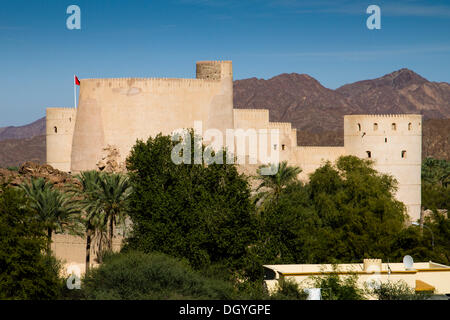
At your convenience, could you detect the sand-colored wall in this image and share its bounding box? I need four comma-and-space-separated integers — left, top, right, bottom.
344, 115, 422, 221
232, 109, 297, 177
70, 61, 234, 172
52, 234, 122, 276
291, 146, 346, 181
46, 108, 77, 172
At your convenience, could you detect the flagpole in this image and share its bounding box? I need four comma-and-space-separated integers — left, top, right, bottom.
74, 75, 77, 108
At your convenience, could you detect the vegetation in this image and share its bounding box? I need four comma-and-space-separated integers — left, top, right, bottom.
255, 160, 302, 207
124, 132, 257, 275
81, 251, 236, 299
369, 280, 432, 300
20, 178, 81, 253
0, 185, 62, 299
310, 271, 366, 300
1, 130, 449, 300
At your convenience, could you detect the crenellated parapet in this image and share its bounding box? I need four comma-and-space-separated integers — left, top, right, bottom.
80, 77, 221, 89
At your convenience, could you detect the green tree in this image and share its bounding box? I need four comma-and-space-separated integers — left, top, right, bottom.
124, 132, 257, 275
0, 185, 62, 299
310, 269, 366, 300
421, 157, 449, 211
248, 156, 409, 278
20, 178, 81, 254
72, 170, 108, 272
255, 161, 301, 206
93, 173, 131, 252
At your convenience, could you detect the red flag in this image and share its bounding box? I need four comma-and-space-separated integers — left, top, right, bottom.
75, 75, 80, 86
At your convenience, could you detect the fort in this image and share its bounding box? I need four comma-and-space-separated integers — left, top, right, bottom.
46, 60, 422, 224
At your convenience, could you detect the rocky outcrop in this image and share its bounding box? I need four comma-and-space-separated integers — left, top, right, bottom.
0, 161, 78, 189
96, 145, 126, 173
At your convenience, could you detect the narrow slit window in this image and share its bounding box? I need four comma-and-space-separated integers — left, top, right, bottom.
281, 144, 286, 151
385, 138, 387, 143
273, 144, 277, 150
54, 126, 58, 133
373, 123, 378, 131
391, 123, 397, 131
408, 122, 412, 130
401, 150, 407, 158
366, 151, 372, 158
357, 123, 361, 131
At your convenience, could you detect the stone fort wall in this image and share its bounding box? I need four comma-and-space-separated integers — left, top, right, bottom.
70, 61, 233, 172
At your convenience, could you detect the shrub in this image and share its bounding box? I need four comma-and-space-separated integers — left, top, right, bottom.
370, 280, 432, 300
310, 270, 366, 300
81, 251, 237, 299
0, 185, 62, 299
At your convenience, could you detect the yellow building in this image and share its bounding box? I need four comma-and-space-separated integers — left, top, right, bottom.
264, 259, 450, 299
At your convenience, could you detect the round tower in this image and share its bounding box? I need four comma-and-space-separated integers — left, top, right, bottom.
344, 114, 422, 221
46, 108, 77, 172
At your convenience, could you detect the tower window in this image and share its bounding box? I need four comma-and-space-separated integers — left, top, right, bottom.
282, 144, 286, 151
366, 151, 372, 158
54, 126, 58, 133
373, 123, 378, 131
385, 138, 387, 143
273, 144, 277, 150
401, 150, 407, 158
357, 123, 361, 131
408, 122, 412, 130
391, 123, 397, 131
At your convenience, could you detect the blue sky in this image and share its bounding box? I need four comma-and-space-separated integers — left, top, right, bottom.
0, 0, 449, 126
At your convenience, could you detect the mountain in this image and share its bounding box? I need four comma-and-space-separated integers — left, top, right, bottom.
234, 69, 450, 150
0, 117, 46, 141
0, 135, 46, 168
0, 69, 449, 168
336, 69, 450, 119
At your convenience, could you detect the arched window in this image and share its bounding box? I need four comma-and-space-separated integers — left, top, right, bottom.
373, 123, 378, 131
54, 126, 58, 133
401, 150, 407, 158
408, 122, 412, 130
391, 123, 397, 131
366, 151, 372, 158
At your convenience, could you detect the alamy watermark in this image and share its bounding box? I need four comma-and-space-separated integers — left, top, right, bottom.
170, 121, 280, 175
366, 5, 381, 30
66, 5, 81, 30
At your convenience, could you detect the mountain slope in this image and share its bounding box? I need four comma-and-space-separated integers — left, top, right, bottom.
0, 117, 46, 141
336, 69, 450, 119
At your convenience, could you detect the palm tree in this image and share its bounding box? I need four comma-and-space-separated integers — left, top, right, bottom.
72, 170, 106, 272
20, 178, 81, 254
96, 173, 132, 251
255, 161, 302, 206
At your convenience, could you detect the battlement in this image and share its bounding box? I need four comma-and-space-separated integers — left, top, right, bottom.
233, 109, 269, 122
46, 108, 77, 120
345, 114, 422, 119
196, 60, 232, 65
268, 122, 292, 130
233, 109, 269, 113
79, 77, 221, 89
